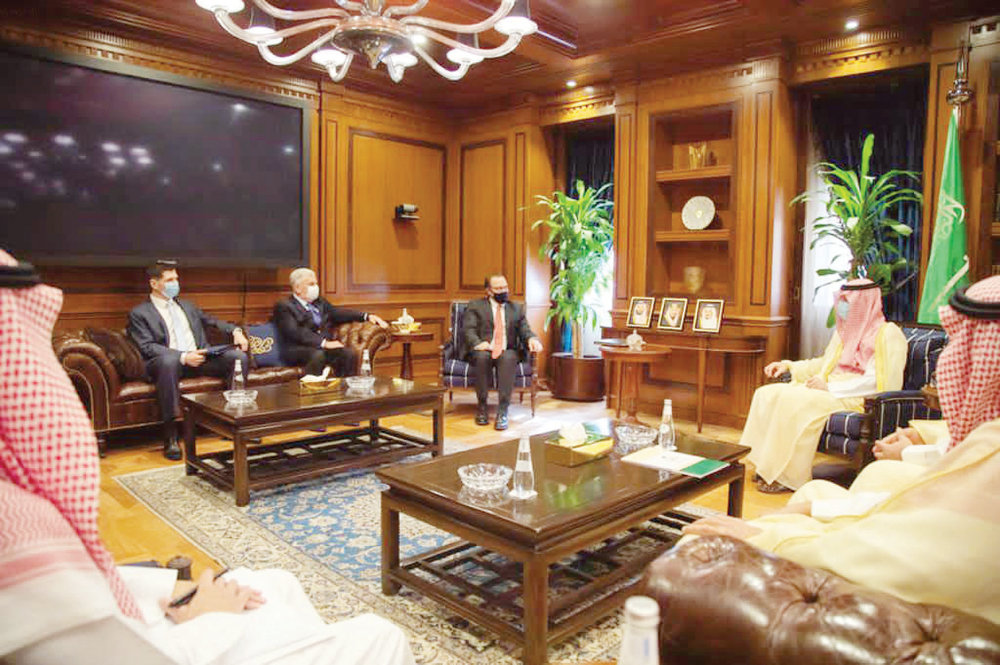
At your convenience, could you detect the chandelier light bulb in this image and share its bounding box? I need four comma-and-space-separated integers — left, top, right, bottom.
387, 52, 418, 68
447, 32, 484, 65
495, 0, 538, 36
195, 0, 244, 12
311, 45, 349, 67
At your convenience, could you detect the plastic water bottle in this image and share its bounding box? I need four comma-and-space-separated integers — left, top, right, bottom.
231, 359, 245, 394
360, 349, 372, 377
510, 436, 537, 500
658, 399, 675, 451
617, 595, 660, 665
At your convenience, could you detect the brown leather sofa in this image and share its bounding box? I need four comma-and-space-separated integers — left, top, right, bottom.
53, 321, 390, 452
643, 536, 1000, 664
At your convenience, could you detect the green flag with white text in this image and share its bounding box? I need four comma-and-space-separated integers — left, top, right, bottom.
917, 108, 969, 324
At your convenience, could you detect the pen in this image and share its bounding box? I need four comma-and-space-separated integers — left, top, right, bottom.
168, 567, 230, 608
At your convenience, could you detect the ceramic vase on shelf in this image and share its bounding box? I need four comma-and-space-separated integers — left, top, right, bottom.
683, 266, 706, 295
688, 142, 708, 169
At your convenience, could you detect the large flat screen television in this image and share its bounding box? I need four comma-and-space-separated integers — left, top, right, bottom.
0, 46, 309, 267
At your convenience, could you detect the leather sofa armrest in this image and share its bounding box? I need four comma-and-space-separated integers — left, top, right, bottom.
643, 536, 1000, 665
333, 321, 391, 371
52, 331, 119, 433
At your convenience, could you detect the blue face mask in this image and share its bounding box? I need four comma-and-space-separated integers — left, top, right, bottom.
163, 280, 180, 300
835, 299, 850, 319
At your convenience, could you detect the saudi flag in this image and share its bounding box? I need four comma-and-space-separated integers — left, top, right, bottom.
917, 108, 969, 324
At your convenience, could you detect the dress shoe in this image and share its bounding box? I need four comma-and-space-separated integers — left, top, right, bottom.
475, 406, 489, 426
163, 436, 182, 461
494, 410, 509, 431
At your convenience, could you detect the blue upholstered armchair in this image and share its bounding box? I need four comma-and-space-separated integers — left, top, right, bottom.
439, 301, 538, 416
814, 325, 947, 477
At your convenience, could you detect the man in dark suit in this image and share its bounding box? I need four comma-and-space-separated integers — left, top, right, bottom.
273, 267, 388, 376
127, 261, 250, 460
463, 274, 543, 430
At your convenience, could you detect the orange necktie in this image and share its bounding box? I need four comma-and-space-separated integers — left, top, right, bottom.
491, 302, 503, 359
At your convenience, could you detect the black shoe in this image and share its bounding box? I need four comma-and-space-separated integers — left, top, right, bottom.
475, 406, 489, 426
494, 410, 509, 431
163, 435, 182, 461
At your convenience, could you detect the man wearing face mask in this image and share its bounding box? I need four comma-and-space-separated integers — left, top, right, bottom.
273, 267, 388, 377
742, 278, 908, 492
462, 274, 543, 430
127, 260, 250, 460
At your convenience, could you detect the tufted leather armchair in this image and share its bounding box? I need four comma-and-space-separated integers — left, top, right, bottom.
53, 321, 390, 453
643, 536, 1000, 664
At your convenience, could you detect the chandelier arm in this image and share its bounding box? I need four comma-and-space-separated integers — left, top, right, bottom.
383, 0, 429, 19
399, 0, 514, 33
327, 53, 354, 82
248, 0, 347, 21
416, 27, 523, 59
254, 28, 342, 66
216, 12, 341, 53
333, 0, 369, 13
413, 45, 471, 81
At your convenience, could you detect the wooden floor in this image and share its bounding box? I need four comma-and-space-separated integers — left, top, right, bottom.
99, 390, 792, 576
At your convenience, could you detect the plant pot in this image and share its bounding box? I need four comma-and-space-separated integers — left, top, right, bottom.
550, 352, 605, 401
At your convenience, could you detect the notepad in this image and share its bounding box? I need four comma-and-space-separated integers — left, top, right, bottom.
622, 446, 728, 478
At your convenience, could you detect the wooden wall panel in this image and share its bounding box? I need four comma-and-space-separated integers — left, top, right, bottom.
750, 89, 774, 307
459, 140, 507, 291
347, 130, 446, 291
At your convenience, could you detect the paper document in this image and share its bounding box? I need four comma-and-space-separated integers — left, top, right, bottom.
622, 446, 728, 478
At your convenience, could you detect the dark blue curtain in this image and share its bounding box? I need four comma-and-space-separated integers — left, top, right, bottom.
809, 72, 928, 322
560, 126, 614, 351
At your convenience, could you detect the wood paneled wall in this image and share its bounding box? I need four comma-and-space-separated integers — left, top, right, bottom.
2, 19, 558, 382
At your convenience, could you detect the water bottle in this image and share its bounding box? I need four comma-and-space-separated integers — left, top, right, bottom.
617, 595, 660, 665
231, 359, 245, 394
360, 349, 372, 377
658, 399, 675, 451
510, 436, 537, 500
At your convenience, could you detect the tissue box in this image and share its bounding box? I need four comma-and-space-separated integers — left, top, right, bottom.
544, 435, 614, 467
297, 378, 342, 395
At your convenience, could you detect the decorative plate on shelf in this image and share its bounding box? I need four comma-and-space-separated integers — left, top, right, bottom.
681, 195, 715, 230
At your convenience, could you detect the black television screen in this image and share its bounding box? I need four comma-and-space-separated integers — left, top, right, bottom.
0, 47, 309, 266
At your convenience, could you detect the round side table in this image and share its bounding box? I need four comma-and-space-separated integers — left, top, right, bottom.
598, 343, 671, 423
390, 331, 434, 380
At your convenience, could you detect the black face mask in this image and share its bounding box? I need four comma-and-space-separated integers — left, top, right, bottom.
492, 291, 509, 304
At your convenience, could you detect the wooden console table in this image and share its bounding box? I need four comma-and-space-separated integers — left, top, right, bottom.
389, 330, 433, 380
598, 343, 671, 424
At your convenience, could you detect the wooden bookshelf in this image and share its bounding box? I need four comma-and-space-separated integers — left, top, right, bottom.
655, 164, 733, 183
655, 229, 732, 243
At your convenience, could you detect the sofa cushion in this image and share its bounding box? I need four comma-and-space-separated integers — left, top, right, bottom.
85, 327, 146, 381
247, 322, 283, 368
901, 326, 947, 391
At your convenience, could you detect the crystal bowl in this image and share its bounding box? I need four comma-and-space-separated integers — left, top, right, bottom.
344, 375, 376, 392
614, 423, 658, 454
457, 463, 512, 493
223, 389, 257, 406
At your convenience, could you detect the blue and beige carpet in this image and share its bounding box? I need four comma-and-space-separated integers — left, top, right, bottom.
117, 440, 709, 664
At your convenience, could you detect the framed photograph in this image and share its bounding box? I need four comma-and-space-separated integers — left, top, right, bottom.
626, 296, 655, 328
657, 297, 688, 331
692, 299, 724, 333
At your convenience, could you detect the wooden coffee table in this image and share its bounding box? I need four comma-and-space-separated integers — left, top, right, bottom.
181, 378, 445, 506
377, 420, 747, 665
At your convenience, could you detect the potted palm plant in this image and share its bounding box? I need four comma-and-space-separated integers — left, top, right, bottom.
533, 180, 614, 400
793, 133, 922, 324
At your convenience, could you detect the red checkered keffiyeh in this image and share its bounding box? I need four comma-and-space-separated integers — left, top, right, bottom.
937, 275, 1000, 449
834, 278, 886, 374
0, 250, 140, 618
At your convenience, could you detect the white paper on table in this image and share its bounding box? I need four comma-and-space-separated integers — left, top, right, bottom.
621, 446, 705, 472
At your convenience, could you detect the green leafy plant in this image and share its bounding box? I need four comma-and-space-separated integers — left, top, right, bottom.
532, 180, 614, 358
792, 133, 922, 323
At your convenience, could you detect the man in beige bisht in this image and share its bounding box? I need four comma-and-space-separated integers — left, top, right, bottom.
743, 278, 907, 492
682, 276, 1000, 624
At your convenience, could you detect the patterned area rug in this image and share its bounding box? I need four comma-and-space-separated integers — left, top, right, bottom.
116, 442, 714, 664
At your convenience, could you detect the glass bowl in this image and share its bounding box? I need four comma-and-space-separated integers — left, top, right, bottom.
614, 423, 658, 454
223, 389, 257, 406
457, 463, 512, 493
344, 375, 376, 392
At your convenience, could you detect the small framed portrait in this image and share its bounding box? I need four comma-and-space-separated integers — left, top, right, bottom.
657, 297, 688, 331
692, 299, 724, 333
627, 296, 655, 328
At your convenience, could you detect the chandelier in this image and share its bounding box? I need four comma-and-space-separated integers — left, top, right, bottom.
194, 0, 538, 83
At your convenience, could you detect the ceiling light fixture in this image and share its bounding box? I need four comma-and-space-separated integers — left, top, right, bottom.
566, 79, 577, 88
845, 18, 859, 31
195, 0, 538, 83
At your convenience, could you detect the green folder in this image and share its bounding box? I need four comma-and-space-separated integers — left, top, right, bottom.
680, 458, 728, 478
